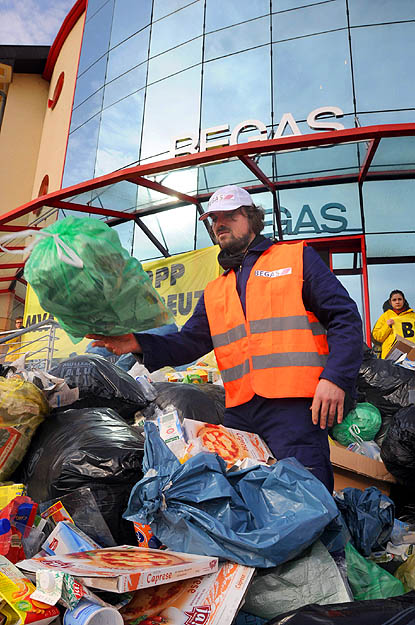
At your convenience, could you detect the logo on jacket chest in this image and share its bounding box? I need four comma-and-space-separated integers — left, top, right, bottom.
255, 267, 292, 278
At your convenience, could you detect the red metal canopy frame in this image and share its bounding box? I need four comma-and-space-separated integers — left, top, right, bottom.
1, 123, 415, 340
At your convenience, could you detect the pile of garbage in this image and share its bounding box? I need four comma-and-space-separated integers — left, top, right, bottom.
0, 345, 411, 624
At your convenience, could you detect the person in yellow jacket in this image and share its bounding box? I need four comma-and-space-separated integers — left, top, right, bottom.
372, 290, 415, 358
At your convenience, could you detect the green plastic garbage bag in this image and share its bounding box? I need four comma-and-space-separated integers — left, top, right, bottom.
332, 402, 382, 446
24, 217, 173, 342
243, 541, 352, 620
345, 542, 405, 600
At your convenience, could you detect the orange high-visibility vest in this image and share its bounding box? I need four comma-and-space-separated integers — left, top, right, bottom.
204, 241, 329, 408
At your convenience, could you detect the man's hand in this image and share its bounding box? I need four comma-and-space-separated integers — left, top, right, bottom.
386, 318, 395, 327
311, 379, 345, 430
85, 333, 141, 356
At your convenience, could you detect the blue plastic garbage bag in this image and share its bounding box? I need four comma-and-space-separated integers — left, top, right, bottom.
123, 423, 339, 568
334, 487, 394, 557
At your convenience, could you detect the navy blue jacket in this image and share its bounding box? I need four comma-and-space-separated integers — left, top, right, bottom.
136, 238, 363, 394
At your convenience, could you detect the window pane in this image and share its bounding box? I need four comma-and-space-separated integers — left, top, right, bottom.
149, 2, 204, 57
196, 211, 214, 249
368, 262, 415, 330
103, 65, 147, 109
278, 183, 362, 240
141, 66, 202, 161
363, 179, 415, 233
70, 89, 104, 131
273, 30, 353, 121
86, 0, 109, 19
202, 46, 271, 129
73, 57, 107, 108
78, 1, 114, 74
153, 0, 198, 21
63, 116, 101, 187
357, 110, 415, 127
369, 136, 415, 172
141, 205, 197, 255
197, 156, 273, 193
205, 16, 269, 61
133, 223, 166, 261
205, 0, 269, 31
95, 92, 144, 176
148, 38, 202, 84
366, 233, 415, 257
272, 0, 332, 11
110, 0, 152, 46
352, 22, 415, 111
112, 221, 135, 254
106, 27, 150, 82
272, 0, 347, 41
348, 0, 415, 26
275, 142, 360, 180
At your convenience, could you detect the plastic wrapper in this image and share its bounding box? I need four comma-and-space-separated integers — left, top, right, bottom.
332, 402, 381, 446
143, 381, 225, 424
334, 487, 394, 556
19, 407, 145, 544
39, 487, 116, 547
0, 377, 49, 481
347, 440, 381, 461
49, 354, 155, 421
242, 540, 351, 620
357, 353, 415, 419
24, 216, 173, 342
123, 422, 339, 568
395, 553, 415, 590
266, 591, 415, 624
345, 542, 405, 600
381, 405, 415, 485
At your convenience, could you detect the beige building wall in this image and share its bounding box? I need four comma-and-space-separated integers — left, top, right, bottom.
32, 13, 85, 208
0, 73, 48, 216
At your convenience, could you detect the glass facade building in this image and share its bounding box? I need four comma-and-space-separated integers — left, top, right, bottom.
61, 0, 415, 333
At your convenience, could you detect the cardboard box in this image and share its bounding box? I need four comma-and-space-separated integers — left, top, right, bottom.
17, 546, 218, 593
183, 419, 274, 467
330, 439, 396, 495
121, 561, 255, 625
385, 335, 415, 362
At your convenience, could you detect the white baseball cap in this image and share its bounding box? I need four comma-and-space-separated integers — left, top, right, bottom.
199, 185, 254, 221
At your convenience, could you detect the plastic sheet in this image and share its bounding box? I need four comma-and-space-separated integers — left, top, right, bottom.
123, 423, 338, 568
345, 542, 405, 600
332, 403, 381, 446
334, 487, 394, 556
266, 591, 415, 624
381, 405, 415, 485
50, 354, 155, 421
242, 541, 351, 620
143, 382, 225, 424
39, 487, 116, 547
24, 216, 173, 342
19, 407, 145, 544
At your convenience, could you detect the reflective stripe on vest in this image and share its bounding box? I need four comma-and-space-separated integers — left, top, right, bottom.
204, 241, 329, 408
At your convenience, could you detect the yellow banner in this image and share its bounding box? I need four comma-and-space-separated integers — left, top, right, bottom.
143, 245, 221, 327
21, 245, 220, 361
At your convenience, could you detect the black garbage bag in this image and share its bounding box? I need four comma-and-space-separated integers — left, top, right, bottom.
19, 407, 145, 544
381, 405, 415, 484
334, 487, 394, 556
357, 355, 415, 420
143, 382, 225, 424
266, 591, 415, 624
49, 354, 155, 421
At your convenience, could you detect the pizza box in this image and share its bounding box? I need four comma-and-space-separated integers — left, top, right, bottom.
330, 439, 396, 495
385, 335, 415, 361
121, 561, 255, 625
183, 419, 275, 467
16, 546, 218, 593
